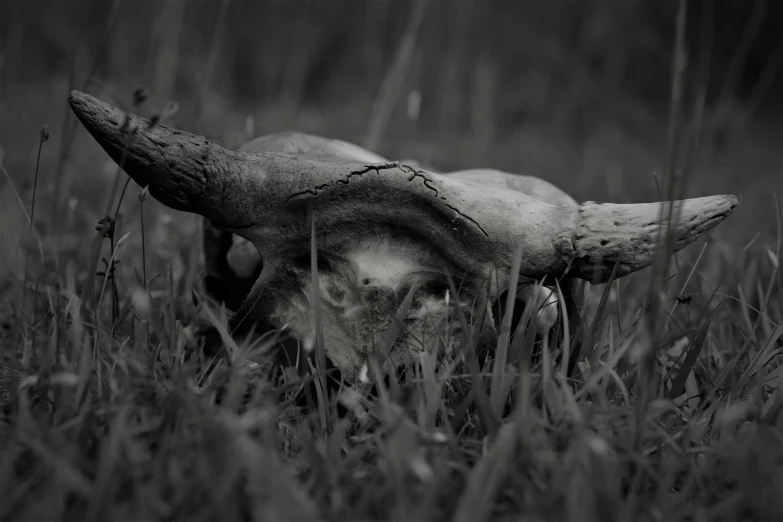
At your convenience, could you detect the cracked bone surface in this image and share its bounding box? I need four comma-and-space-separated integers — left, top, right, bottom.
70, 90, 739, 381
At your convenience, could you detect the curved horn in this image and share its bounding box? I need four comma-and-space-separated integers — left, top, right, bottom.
552, 196, 738, 282
69, 90, 263, 229
70, 91, 738, 286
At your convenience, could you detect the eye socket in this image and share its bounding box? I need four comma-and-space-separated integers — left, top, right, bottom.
408, 273, 453, 298
420, 279, 451, 296
203, 274, 251, 311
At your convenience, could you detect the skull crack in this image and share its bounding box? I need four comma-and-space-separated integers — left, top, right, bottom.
284, 163, 401, 202
284, 162, 490, 239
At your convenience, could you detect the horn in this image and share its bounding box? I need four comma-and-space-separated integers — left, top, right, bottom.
70, 91, 738, 287
552, 196, 739, 283
68, 90, 263, 229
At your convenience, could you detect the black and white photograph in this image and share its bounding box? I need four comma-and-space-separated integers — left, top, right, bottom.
1, 1, 782, 520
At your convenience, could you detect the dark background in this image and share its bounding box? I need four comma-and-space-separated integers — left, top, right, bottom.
1, 0, 781, 242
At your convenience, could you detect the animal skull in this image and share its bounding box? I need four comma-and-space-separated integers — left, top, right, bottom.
69, 91, 739, 381
216, 132, 577, 337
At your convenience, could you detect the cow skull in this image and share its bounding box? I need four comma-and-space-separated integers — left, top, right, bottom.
216, 132, 577, 338
69, 91, 739, 381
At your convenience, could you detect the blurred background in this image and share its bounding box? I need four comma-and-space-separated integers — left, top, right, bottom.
1, 0, 782, 272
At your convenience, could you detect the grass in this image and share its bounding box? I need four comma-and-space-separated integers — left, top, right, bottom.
1, 224, 782, 521
2, 2, 783, 521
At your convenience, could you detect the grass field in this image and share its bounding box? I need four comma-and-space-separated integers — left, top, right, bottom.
2, 2, 783, 521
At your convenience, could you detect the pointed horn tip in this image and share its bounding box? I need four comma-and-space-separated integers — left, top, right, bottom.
67, 90, 132, 138
68, 89, 86, 106
68, 90, 86, 119
68, 90, 99, 119
726, 194, 740, 210
709, 193, 739, 210
67, 90, 251, 227
698, 193, 740, 222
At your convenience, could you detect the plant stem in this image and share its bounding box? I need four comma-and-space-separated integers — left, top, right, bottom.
22, 136, 45, 319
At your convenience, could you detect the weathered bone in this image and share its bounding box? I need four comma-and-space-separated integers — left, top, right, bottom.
69, 91, 737, 284
221, 143, 580, 302
215, 140, 575, 357
69, 90, 739, 380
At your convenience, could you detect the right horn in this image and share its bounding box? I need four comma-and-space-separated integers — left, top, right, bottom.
550, 195, 739, 283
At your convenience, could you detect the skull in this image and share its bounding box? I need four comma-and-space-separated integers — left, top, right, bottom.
69, 91, 739, 382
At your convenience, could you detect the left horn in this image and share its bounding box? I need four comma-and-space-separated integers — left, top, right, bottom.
69, 90, 263, 229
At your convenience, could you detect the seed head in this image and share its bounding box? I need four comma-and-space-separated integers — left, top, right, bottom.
767, 246, 779, 269
133, 86, 149, 108
139, 185, 151, 202
163, 100, 179, 117
147, 114, 160, 129
39, 124, 49, 143
95, 215, 115, 239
